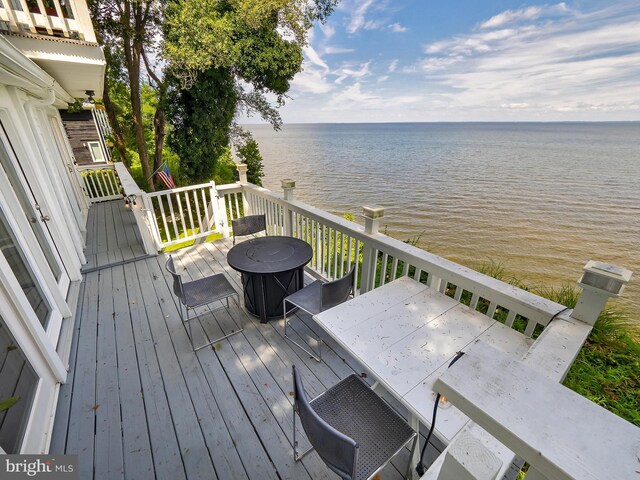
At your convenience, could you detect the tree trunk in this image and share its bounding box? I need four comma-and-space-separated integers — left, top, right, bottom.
127, 39, 154, 190
102, 73, 128, 166
153, 105, 165, 184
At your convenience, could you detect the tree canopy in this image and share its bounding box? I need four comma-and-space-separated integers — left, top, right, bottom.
90, 0, 337, 187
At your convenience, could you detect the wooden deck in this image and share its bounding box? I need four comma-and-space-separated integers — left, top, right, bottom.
51, 232, 442, 479
82, 200, 148, 272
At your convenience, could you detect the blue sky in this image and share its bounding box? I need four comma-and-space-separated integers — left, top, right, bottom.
259, 0, 640, 122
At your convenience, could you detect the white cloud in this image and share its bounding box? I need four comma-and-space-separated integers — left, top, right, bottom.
323, 46, 356, 55
335, 61, 372, 84
481, 6, 543, 29
292, 68, 333, 94
347, 0, 375, 34
282, 1, 640, 121
481, 3, 571, 29
363, 19, 384, 30
320, 23, 336, 39
303, 45, 330, 71
418, 4, 640, 116
389, 23, 408, 33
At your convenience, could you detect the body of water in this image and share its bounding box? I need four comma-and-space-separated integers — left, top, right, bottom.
246, 122, 640, 319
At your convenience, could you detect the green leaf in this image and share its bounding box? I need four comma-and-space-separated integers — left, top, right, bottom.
0, 396, 20, 412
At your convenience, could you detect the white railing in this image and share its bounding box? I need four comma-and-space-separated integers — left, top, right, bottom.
240, 182, 567, 338
0, 0, 96, 42
145, 182, 228, 249
113, 163, 157, 256
91, 108, 111, 161
76, 164, 121, 203
77, 163, 608, 342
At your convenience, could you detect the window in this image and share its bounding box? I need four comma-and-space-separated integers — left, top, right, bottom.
0, 314, 39, 453
0, 207, 51, 328
87, 141, 105, 163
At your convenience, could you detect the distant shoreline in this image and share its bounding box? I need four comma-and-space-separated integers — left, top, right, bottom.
242, 120, 640, 125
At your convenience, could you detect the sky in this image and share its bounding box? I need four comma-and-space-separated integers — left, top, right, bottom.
250, 0, 640, 123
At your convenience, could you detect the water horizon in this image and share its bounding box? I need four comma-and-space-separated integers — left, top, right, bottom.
246, 122, 640, 320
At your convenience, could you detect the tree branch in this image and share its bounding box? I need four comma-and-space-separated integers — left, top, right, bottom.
142, 47, 162, 86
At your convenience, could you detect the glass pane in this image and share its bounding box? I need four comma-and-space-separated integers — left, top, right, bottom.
89, 142, 104, 162
0, 207, 51, 328
0, 314, 39, 453
0, 126, 62, 282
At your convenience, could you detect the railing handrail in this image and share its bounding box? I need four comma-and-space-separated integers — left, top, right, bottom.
145, 182, 215, 198
241, 183, 567, 326
75, 163, 115, 172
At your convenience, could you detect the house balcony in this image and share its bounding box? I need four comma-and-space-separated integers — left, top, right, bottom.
51, 163, 637, 479
0, 0, 104, 98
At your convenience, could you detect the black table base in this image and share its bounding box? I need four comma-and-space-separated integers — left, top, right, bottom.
240, 267, 305, 322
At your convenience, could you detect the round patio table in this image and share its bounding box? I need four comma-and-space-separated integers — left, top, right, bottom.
227, 236, 313, 323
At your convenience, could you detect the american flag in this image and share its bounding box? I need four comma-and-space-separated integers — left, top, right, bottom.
158, 163, 176, 189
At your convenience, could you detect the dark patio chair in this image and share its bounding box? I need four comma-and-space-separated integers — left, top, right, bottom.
292, 365, 418, 480
166, 255, 242, 351
283, 265, 355, 362
231, 214, 267, 245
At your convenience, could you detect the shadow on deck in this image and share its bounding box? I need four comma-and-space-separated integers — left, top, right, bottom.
51, 236, 441, 479
82, 200, 150, 272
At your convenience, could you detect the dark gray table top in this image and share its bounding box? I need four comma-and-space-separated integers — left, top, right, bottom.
227, 236, 313, 275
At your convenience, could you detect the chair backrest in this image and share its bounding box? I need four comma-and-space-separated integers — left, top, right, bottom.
231, 214, 267, 243
165, 255, 184, 300
321, 265, 356, 310
292, 366, 358, 479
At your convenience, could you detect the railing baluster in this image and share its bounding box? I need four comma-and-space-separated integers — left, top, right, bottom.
354, 239, 361, 295
414, 267, 422, 281
175, 192, 187, 239
454, 285, 464, 301
200, 188, 211, 231
524, 319, 537, 337
332, 229, 339, 280
234, 193, 241, 220
380, 253, 389, 286
470, 293, 480, 310
166, 193, 180, 239
402, 261, 409, 277
193, 190, 203, 233
156, 196, 171, 243
390, 256, 399, 282
184, 191, 195, 235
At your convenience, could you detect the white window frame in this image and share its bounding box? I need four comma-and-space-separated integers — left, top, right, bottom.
0, 255, 66, 454
87, 140, 105, 163
0, 87, 83, 281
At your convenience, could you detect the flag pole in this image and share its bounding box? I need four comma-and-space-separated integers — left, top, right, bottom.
147, 161, 166, 182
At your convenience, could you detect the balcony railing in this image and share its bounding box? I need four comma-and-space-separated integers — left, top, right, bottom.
0, 0, 96, 42
84, 161, 565, 340
76, 164, 121, 203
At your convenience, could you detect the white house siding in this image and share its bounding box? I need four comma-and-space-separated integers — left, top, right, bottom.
0, 31, 102, 453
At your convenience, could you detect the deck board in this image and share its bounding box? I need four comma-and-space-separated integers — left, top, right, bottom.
53, 228, 424, 479
82, 200, 148, 271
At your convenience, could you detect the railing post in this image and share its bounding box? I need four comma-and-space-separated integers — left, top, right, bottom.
136, 192, 161, 253
235, 163, 251, 216
359, 205, 384, 294
571, 261, 632, 325
236, 163, 248, 184
212, 181, 231, 238
281, 179, 295, 237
